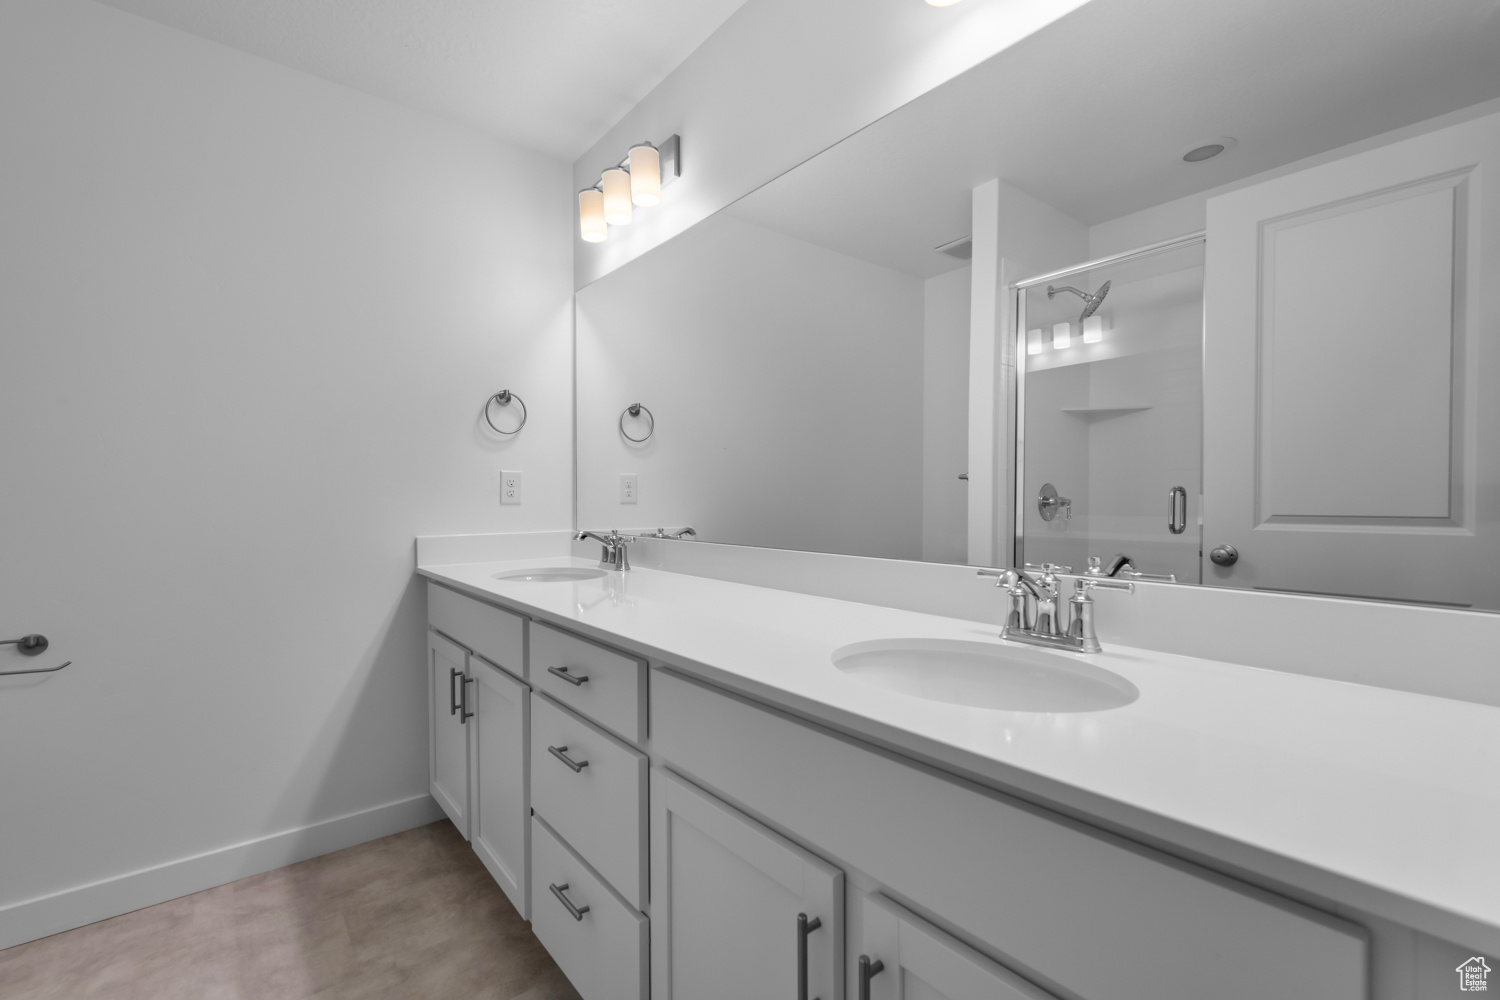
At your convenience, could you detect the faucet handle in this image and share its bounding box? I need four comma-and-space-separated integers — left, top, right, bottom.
1022, 562, 1073, 575
1075, 577, 1134, 594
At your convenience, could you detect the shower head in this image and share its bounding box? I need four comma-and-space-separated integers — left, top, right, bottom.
1047, 280, 1111, 322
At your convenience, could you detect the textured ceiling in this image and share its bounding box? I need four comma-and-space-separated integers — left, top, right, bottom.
91, 0, 752, 160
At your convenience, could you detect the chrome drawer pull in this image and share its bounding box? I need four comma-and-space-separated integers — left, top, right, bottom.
548, 745, 590, 772
547, 665, 589, 686
858, 955, 885, 1000
798, 913, 823, 1000
549, 882, 590, 921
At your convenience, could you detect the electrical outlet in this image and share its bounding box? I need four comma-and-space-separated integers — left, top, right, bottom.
619, 473, 638, 504
500, 470, 522, 505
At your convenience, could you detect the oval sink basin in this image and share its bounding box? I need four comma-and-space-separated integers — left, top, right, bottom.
831, 639, 1138, 713
492, 567, 609, 583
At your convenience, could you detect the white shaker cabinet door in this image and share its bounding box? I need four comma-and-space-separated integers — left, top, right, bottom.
849, 891, 1056, 1000
428, 630, 471, 838
651, 767, 843, 1000
470, 656, 529, 919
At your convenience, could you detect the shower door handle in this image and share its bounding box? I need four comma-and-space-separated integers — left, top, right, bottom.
1168, 486, 1187, 535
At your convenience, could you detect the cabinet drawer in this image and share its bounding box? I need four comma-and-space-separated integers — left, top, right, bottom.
531, 815, 647, 1000
653, 669, 1368, 1000
428, 582, 526, 679
531, 622, 646, 743
532, 694, 648, 909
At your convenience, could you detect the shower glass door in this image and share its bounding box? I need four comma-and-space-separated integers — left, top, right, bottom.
1015, 238, 1204, 582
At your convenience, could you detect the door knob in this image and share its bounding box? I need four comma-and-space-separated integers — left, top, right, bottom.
1209, 544, 1239, 567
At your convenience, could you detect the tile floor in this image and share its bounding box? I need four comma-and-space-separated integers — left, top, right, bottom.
0, 821, 582, 1000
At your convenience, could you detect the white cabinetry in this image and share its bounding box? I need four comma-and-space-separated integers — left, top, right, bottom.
850, 891, 1055, 1000
650, 767, 843, 1000
470, 656, 530, 919
427, 629, 471, 836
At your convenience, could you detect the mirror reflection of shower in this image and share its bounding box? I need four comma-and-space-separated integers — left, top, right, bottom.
1017, 237, 1205, 584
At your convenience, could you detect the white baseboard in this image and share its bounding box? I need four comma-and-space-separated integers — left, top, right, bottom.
0, 793, 445, 951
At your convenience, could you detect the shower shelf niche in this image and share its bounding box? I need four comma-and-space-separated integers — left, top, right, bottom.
1060, 405, 1153, 418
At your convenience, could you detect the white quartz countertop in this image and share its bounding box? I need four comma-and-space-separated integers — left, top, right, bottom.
420, 556, 1500, 951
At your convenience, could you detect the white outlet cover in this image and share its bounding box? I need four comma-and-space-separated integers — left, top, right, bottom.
619, 473, 638, 504
501, 470, 522, 505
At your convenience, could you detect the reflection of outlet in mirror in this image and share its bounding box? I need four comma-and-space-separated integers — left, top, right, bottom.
500, 470, 522, 505
619, 473, 638, 504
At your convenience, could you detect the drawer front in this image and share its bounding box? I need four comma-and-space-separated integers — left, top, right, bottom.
532, 693, 648, 909
653, 669, 1368, 1000
531, 622, 646, 743
428, 582, 526, 679
531, 815, 648, 1000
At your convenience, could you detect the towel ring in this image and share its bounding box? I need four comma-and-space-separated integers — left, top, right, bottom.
484, 390, 527, 436
619, 403, 654, 443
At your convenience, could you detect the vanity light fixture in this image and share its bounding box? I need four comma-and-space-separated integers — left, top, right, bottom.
602, 166, 633, 226
1027, 329, 1044, 355
578, 185, 607, 243
579, 135, 681, 243
1052, 322, 1072, 350
1082, 314, 1105, 344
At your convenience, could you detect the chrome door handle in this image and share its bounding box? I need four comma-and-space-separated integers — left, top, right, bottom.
547, 745, 589, 772
460, 675, 474, 723
858, 955, 886, 1000
547, 665, 589, 686
449, 667, 461, 715
549, 882, 590, 921
798, 913, 823, 1000
1168, 485, 1187, 534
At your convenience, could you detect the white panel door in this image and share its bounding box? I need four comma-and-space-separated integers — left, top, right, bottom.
428, 630, 470, 837
1203, 110, 1500, 608
651, 767, 843, 1000
470, 656, 529, 919
849, 891, 1056, 1000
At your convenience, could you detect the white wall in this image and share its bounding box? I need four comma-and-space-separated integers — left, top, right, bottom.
0, 0, 572, 946
922, 267, 971, 564
576, 214, 925, 559
571, 0, 1093, 288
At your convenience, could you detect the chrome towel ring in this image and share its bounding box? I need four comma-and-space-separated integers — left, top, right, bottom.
1, 634, 71, 676
484, 390, 527, 435
620, 403, 654, 443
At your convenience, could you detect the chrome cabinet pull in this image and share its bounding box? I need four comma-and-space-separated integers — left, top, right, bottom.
797, 913, 823, 1000
549, 882, 590, 921
547, 665, 589, 686
858, 955, 886, 1000
460, 675, 474, 723
1168, 485, 1188, 535
548, 745, 589, 772
448, 667, 461, 715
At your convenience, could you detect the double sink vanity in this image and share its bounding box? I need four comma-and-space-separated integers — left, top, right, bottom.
417, 537, 1498, 1000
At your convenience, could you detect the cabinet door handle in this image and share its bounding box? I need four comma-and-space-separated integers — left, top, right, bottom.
1168, 485, 1188, 535
448, 667, 461, 715
549, 882, 590, 921
547, 665, 589, 686
858, 955, 885, 1000
797, 912, 823, 1000
460, 675, 474, 723
547, 745, 589, 772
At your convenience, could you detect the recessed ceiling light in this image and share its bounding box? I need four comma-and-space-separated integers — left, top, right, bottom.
926, 0, 964, 6
1181, 136, 1238, 163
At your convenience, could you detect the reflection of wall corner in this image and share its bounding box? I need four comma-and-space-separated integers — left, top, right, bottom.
659, 134, 682, 189
935, 235, 972, 260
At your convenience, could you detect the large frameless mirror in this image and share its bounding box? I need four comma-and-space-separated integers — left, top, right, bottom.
575, 0, 1500, 611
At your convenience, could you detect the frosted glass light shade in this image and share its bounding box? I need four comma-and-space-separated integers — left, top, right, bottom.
602, 167, 633, 225
1052, 322, 1072, 349
1026, 329, 1043, 355
1082, 314, 1105, 343
628, 143, 661, 206
925, 0, 963, 6
579, 188, 607, 243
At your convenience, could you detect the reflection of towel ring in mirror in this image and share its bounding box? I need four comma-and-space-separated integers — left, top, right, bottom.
619, 403, 654, 443
484, 390, 527, 435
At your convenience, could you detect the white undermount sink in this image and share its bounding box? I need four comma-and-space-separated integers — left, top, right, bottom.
492, 567, 609, 583
831, 638, 1138, 713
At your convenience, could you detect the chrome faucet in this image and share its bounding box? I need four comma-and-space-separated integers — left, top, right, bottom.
978, 564, 1133, 653
1087, 554, 1177, 583
647, 526, 697, 540
576, 530, 635, 571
